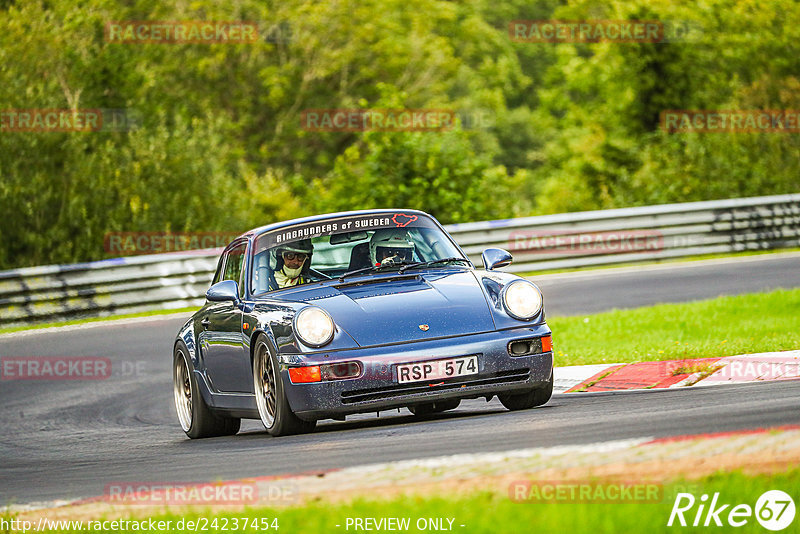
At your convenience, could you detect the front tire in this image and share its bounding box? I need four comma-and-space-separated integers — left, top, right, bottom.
498, 374, 553, 411
173, 344, 240, 439
253, 335, 316, 437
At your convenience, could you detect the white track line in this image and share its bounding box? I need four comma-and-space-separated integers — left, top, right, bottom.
529, 250, 800, 282
0, 312, 192, 339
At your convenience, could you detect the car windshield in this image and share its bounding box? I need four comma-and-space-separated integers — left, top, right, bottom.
250, 212, 468, 294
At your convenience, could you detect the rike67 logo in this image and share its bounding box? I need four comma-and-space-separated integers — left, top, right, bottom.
668, 490, 796, 531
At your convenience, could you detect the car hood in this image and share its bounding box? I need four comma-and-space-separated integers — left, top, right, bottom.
278, 270, 496, 347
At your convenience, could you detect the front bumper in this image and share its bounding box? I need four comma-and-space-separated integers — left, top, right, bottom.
280, 325, 553, 420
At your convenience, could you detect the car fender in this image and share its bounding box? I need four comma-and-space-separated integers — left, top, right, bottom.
245, 301, 360, 360
473, 270, 547, 329
247, 325, 280, 370
176, 316, 198, 366
174, 314, 220, 408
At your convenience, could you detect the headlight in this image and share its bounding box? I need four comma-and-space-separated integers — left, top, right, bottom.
294, 307, 335, 347
502, 280, 543, 320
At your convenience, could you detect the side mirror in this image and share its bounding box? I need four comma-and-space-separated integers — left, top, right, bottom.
206, 280, 240, 303
481, 248, 513, 271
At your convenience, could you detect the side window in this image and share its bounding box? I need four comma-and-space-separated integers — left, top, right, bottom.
211, 255, 225, 285
222, 242, 247, 296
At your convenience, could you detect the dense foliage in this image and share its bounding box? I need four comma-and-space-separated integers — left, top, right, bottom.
1, 0, 798, 268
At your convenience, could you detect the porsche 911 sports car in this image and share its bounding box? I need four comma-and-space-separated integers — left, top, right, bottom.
173, 209, 553, 438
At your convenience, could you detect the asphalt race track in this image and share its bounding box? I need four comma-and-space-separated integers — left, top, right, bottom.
1, 254, 799, 505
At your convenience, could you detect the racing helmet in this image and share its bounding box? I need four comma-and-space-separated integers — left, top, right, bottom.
369, 229, 414, 265
272, 238, 313, 272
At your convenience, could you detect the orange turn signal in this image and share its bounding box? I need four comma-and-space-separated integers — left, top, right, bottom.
288, 366, 322, 383
542, 335, 552, 353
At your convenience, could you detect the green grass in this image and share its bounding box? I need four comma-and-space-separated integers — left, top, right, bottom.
9, 470, 799, 533
0, 307, 197, 335
549, 288, 800, 366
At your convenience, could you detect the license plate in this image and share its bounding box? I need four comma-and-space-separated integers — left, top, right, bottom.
396, 356, 479, 384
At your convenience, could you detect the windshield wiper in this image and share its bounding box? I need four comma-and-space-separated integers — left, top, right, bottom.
398, 257, 471, 274
338, 261, 415, 282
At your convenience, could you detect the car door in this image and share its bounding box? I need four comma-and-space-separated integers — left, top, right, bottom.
201, 241, 252, 393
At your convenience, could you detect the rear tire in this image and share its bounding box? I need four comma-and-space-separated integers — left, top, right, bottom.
498, 374, 553, 411
173, 344, 241, 439
253, 335, 316, 437
408, 399, 461, 415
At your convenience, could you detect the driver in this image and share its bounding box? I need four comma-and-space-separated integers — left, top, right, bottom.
369, 229, 415, 266
270, 238, 313, 289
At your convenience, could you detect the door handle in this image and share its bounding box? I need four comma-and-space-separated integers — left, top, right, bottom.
201, 318, 211, 329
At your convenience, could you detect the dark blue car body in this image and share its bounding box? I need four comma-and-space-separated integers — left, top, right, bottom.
173, 209, 553, 438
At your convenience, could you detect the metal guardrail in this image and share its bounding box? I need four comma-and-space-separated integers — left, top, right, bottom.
1, 193, 798, 327
0, 252, 220, 327
451, 193, 800, 272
